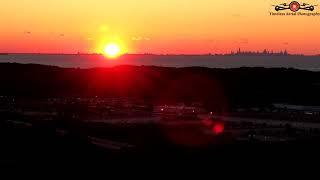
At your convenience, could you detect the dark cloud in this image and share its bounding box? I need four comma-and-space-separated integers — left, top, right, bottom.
132, 36, 151, 41
234, 39, 248, 44
232, 14, 241, 18
240, 39, 248, 44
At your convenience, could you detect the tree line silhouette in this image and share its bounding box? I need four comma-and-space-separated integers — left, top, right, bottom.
0, 63, 319, 111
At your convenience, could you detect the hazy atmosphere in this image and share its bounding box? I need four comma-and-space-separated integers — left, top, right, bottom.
1, 0, 320, 54
2, 0, 320, 170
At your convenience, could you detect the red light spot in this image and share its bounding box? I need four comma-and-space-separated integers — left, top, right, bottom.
212, 123, 224, 135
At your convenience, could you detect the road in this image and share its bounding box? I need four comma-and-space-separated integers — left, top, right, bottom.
86, 115, 320, 130
219, 116, 320, 129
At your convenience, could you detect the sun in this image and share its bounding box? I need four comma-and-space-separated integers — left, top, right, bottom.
104, 43, 121, 58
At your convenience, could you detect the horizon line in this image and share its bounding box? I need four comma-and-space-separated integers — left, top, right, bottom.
0, 52, 317, 56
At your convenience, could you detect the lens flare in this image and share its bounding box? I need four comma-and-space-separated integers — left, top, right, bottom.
212, 123, 224, 135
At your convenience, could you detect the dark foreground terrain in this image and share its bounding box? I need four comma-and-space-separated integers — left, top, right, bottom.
2, 118, 320, 169
1, 63, 320, 107
1, 63, 320, 169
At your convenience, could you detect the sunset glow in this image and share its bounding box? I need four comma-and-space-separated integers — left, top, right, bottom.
1, 0, 320, 55
104, 43, 121, 58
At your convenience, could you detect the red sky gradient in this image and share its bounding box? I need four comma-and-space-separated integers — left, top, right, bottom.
1, 0, 320, 55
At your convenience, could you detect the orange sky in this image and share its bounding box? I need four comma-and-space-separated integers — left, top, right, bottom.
1, 0, 320, 55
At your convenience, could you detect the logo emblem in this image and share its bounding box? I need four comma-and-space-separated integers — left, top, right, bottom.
273, 1, 317, 12
290, 1, 300, 12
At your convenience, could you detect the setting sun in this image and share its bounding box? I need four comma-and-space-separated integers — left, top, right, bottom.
104, 43, 121, 58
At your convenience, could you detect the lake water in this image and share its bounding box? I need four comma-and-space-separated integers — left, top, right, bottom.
0, 54, 320, 71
